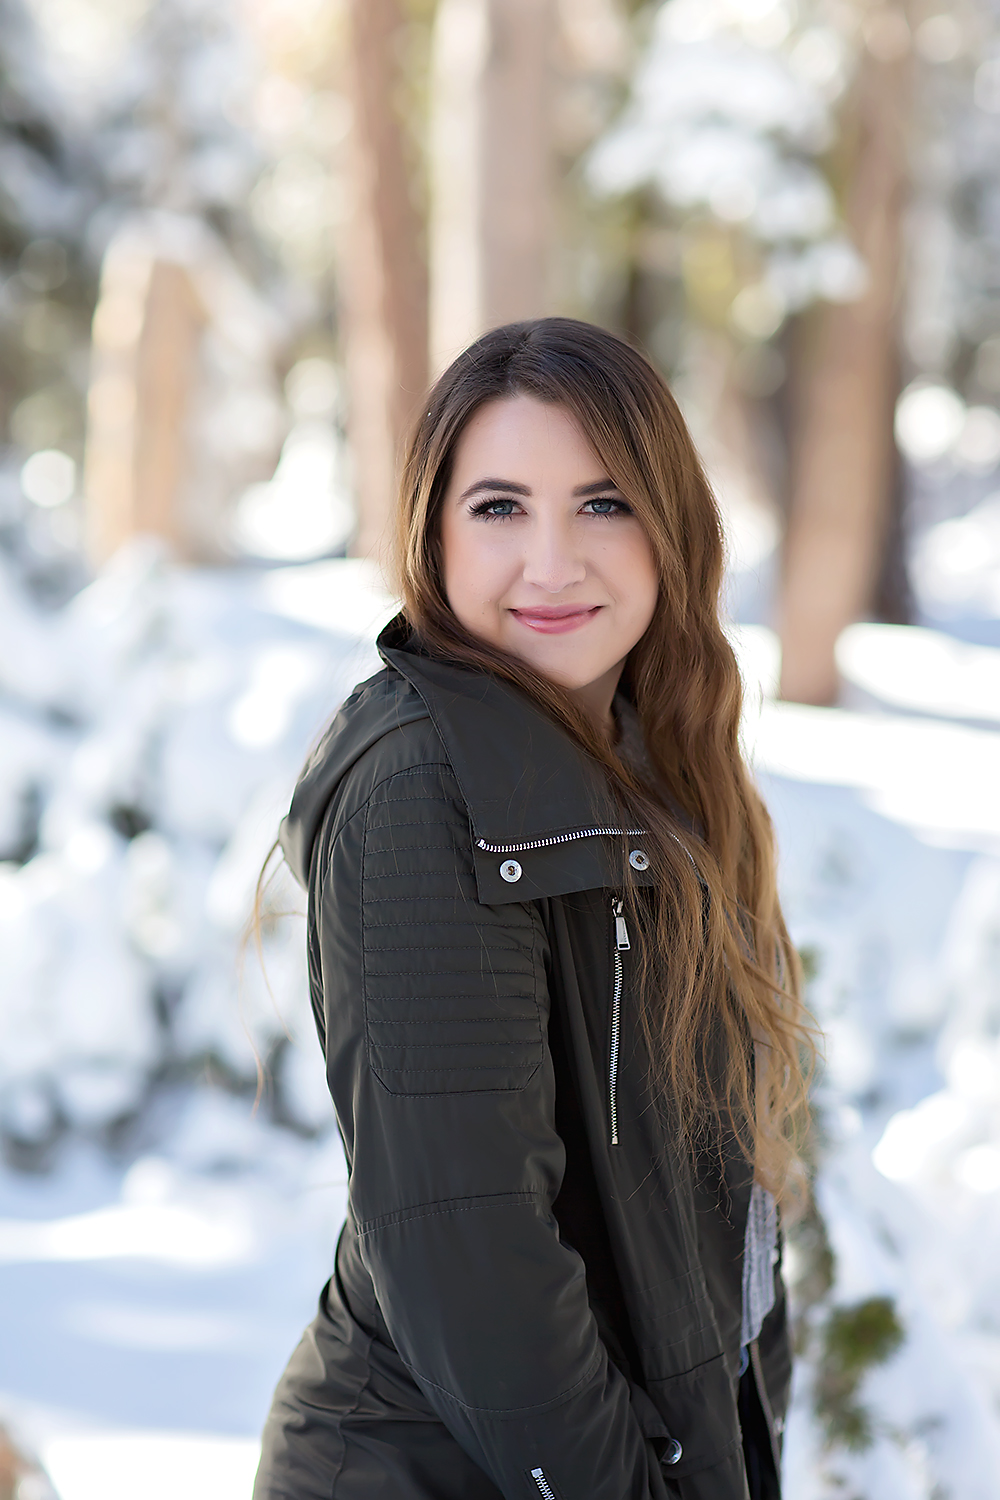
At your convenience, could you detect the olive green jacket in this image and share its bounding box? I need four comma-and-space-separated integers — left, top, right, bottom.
256, 617, 789, 1500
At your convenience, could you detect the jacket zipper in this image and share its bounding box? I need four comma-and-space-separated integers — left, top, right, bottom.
609, 897, 630, 1146
477, 826, 642, 1146
475, 826, 644, 855
529, 1468, 557, 1500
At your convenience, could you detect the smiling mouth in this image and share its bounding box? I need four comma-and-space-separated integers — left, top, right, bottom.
509, 606, 602, 635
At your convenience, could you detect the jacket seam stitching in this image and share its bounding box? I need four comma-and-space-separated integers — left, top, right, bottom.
398, 1350, 604, 1420
645, 1292, 704, 1321
367, 995, 536, 1002
357, 761, 466, 1089
365, 819, 469, 831
364, 912, 521, 924
373, 763, 458, 796
370, 1061, 540, 1073
319, 727, 446, 846
325, 1279, 376, 1496
372, 1039, 537, 1050
652, 1321, 717, 1352
371, 1043, 538, 1053
357, 1191, 538, 1235
367, 846, 473, 858
360, 796, 373, 1082
366, 948, 526, 956
332, 756, 458, 852
358, 764, 543, 1097
368, 1016, 535, 1025
358, 894, 485, 903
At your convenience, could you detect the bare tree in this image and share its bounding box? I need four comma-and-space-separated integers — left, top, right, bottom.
83, 220, 281, 566
778, 13, 912, 705
84, 250, 204, 565
429, 0, 555, 376
343, 0, 429, 565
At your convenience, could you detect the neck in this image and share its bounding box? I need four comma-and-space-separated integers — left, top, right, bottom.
567, 660, 626, 744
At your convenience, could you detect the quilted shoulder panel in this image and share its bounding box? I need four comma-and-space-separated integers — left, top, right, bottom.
361, 763, 544, 1095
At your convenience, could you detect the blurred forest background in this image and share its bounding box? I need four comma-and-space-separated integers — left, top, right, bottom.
5, 0, 1000, 681
3, 2, 1000, 1498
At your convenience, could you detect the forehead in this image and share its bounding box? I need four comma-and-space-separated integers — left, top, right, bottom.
447, 396, 605, 488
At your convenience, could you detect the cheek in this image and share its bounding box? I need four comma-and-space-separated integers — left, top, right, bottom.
633, 546, 660, 630
440, 516, 507, 628
607, 529, 659, 627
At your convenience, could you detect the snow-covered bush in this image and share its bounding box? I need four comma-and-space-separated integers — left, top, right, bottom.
752, 730, 1000, 1496
589, 0, 867, 330
0, 543, 390, 1161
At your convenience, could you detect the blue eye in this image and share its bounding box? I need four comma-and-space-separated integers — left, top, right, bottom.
469, 497, 518, 520
583, 497, 631, 517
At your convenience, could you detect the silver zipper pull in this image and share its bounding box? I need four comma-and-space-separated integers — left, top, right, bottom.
612, 898, 630, 951
529, 1469, 557, 1500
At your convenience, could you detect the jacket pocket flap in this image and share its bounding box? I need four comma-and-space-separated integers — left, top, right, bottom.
645, 1355, 742, 1479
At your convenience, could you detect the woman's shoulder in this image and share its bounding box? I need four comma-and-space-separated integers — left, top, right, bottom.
332, 665, 457, 810
280, 664, 459, 886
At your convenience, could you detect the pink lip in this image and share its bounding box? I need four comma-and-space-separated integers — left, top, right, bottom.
510, 605, 602, 635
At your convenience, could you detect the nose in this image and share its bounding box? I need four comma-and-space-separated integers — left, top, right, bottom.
521, 513, 587, 593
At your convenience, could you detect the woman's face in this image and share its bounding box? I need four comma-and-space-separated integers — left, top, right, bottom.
439, 395, 660, 729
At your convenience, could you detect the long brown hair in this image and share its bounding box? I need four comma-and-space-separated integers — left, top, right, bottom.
395, 317, 815, 1206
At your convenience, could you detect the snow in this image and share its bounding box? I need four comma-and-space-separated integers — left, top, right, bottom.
0, 1122, 347, 1497
728, 623, 1000, 1495
836, 622, 1000, 727
234, 358, 353, 564
2, 551, 1000, 1497
0, 544, 387, 1493
0, 543, 397, 1148
588, 0, 866, 321
44, 1434, 260, 1500
911, 492, 1000, 634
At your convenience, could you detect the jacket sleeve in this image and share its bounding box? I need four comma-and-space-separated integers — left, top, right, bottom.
315, 758, 663, 1500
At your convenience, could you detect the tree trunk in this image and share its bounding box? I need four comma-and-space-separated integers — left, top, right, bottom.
429, 0, 554, 377
343, 0, 428, 566
133, 262, 205, 548
84, 248, 205, 566
778, 21, 912, 705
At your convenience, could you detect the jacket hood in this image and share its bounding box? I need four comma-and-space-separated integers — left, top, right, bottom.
278, 651, 428, 887
279, 613, 630, 890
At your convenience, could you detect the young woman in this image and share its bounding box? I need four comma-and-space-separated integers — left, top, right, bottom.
255, 319, 812, 1500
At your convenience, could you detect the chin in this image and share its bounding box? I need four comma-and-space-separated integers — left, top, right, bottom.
515, 648, 603, 692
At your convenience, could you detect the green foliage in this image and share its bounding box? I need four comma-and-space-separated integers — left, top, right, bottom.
797, 943, 821, 987
815, 1296, 905, 1452
826, 1297, 905, 1377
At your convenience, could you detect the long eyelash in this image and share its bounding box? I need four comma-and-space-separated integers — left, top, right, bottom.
585, 497, 632, 515
468, 497, 516, 519
466, 495, 632, 519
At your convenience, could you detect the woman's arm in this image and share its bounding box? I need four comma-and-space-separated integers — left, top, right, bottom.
316, 756, 660, 1500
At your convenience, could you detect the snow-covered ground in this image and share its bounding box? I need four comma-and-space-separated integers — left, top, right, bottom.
0, 1120, 347, 1498
2, 550, 1000, 1497
735, 637, 1000, 1498
0, 547, 389, 1495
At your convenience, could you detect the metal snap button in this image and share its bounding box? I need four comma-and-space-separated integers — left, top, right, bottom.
662, 1438, 682, 1465
499, 859, 522, 883
629, 848, 650, 871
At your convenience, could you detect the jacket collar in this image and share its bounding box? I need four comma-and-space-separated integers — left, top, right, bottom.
377, 616, 653, 906
377, 615, 622, 847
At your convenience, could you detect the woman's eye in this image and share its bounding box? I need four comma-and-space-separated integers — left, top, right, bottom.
469, 498, 518, 520
583, 497, 630, 517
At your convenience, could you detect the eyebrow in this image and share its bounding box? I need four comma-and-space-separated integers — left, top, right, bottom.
458, 476, 621, 500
